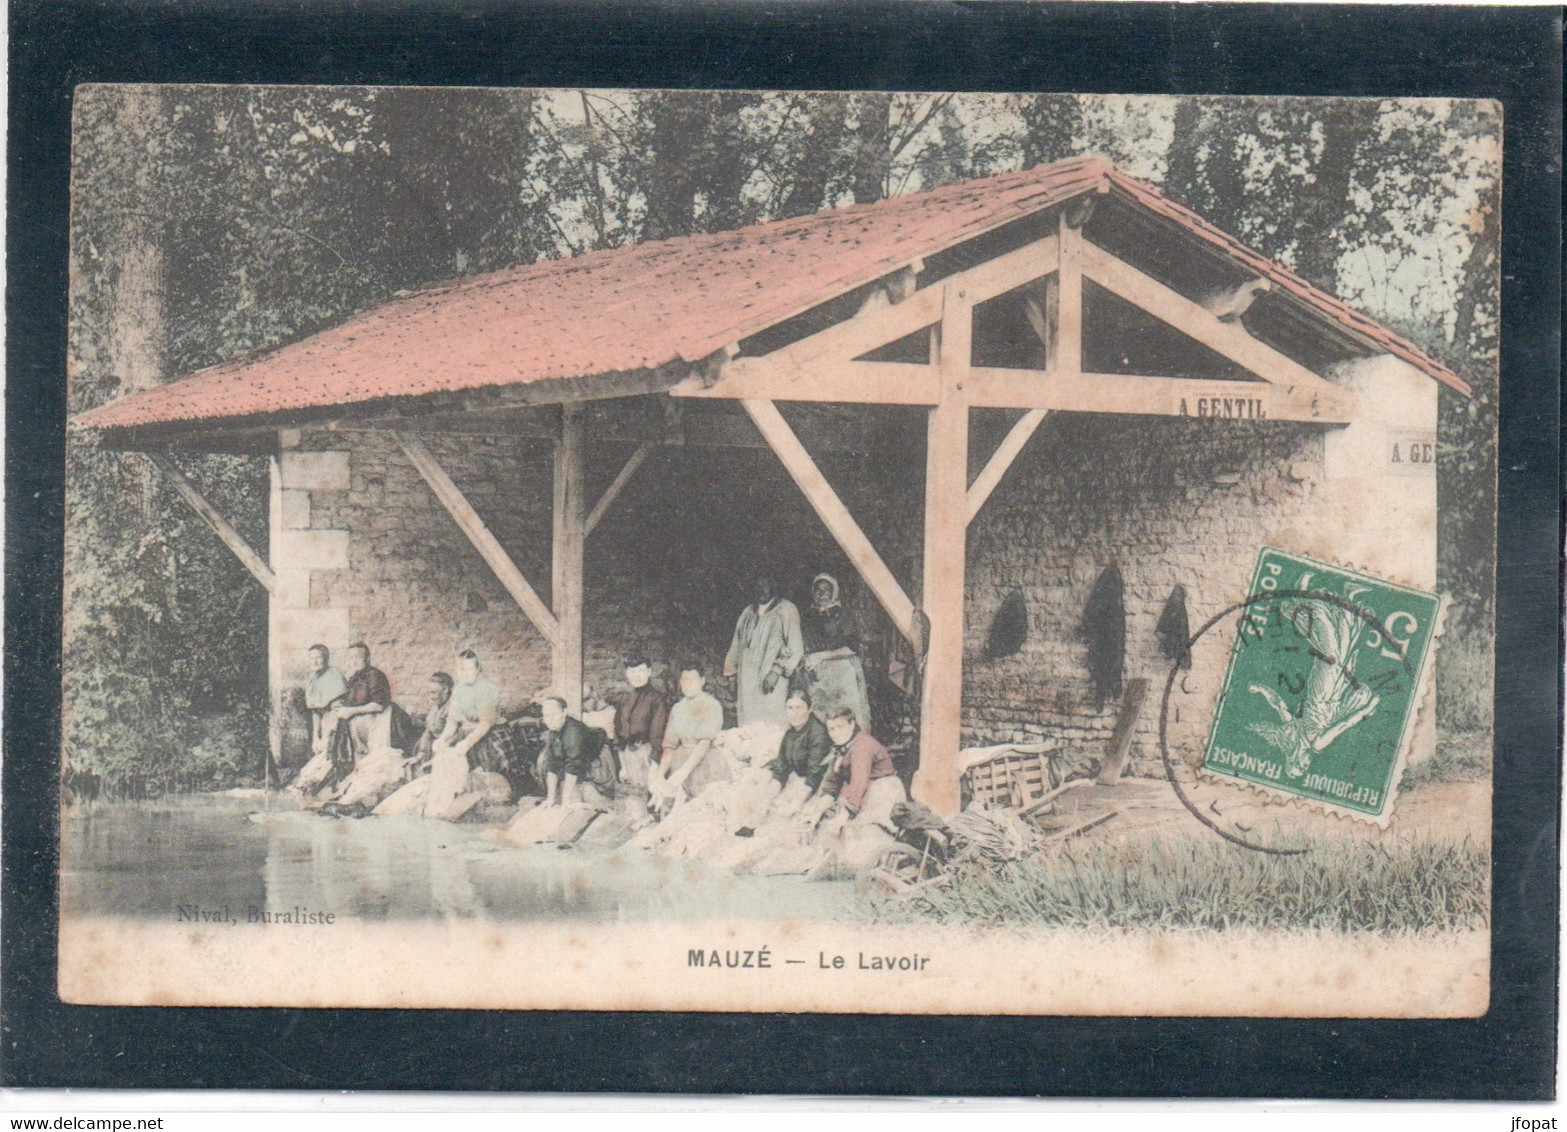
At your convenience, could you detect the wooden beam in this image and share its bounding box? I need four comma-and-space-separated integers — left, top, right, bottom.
676, 236, 1063, 404
766, 280, 946, 371
1057, 211, 1082, 377
553, 405, 587, 713
773, 236, 1061, 371
143, 452, 276, 593
914, 284, 972, 816
670, 356, 940, 405
394, 432, 560, 646
740, 398, 920, 646
1098, 677, 1149, 786
966, 409, 1049, 524
1077, 239, 1355, 408
964, 367, 1355, 424
584, 442, 655, 536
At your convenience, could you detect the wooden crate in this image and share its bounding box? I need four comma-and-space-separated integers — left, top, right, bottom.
960, 744, 1061, 811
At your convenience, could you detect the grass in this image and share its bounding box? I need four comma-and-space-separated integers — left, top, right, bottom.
893, 836, 1489, 934
1400, 730, 1492, 791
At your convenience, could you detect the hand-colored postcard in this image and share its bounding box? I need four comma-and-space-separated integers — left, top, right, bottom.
60, 87, 1497, 1015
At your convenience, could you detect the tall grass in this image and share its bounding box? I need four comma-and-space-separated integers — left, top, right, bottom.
899, 837, 1489, 934
1401, 731, 1492, 791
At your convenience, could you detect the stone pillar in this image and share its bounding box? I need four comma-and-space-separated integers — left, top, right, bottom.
269, 431, 353, 767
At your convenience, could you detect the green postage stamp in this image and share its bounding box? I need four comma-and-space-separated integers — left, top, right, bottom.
1202, 549, 1445, 825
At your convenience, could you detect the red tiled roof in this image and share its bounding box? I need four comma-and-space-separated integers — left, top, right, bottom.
73, 155, 1469, 433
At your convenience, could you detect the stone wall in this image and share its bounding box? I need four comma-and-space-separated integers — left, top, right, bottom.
963, 413, 1327, 777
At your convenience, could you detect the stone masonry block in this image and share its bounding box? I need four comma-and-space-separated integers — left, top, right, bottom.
279, 489, 312, 530
274, 529, 350, 571
280, 450, 351, 492
274, 568, 312, 610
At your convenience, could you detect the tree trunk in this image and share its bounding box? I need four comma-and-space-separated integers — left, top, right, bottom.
642, 92, 704, 240
851, 94, 892, 205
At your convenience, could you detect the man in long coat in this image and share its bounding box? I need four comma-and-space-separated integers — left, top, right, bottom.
724, 575, 803, 727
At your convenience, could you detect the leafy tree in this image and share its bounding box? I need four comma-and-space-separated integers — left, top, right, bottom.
66, 87, 551, 789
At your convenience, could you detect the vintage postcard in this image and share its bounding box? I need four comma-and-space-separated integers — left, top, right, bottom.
59, 87, 1498, 1015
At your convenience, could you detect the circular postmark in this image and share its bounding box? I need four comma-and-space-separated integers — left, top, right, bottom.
1158, 586, 1422, 855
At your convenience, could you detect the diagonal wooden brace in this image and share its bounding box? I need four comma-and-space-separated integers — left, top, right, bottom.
741, 398, 920, 647
395, 432, 560, 647
143, 451, 276, 593
967, 409, 1050, 524
584, 442, 655, 536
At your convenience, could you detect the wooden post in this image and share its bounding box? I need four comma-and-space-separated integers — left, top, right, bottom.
913, 284, 971, 815
1057, 210, 1083, 378
553, 404, 587, 713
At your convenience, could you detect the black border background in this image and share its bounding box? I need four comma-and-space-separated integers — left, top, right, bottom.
5, 0, 1560, 1098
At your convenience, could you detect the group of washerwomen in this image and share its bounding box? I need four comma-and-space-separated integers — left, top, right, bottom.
294, 572, 905, 830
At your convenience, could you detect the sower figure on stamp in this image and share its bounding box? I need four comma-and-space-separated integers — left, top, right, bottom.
425, 649, 502, 817
724, 575, 802, 727
648, 664, 727, 815
613, 654, 669, 790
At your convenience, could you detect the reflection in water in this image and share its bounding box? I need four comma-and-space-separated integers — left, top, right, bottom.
61, 795, 861, 924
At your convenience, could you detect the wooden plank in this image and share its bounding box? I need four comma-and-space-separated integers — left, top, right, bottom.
143, 452, 277, 593
963, 367, 1355, 423
675, 238, 1061, 404
1077, 240, 1355, 407
584, 442, 654, 536
669, 356, 940, 405
949, 233, 1061, 308
1019, 776, 1095, 819
966, 409, 1049, 524
1057, 213, 1082, 377
1045, 810, 1120, 842
740, 398, 920, 647
1097, 677, 1150, 786
912, 285, 972, 816
395, 432, 559, 646
770, 236, 1060, 371
553, 404, 587, 713
772, 279, 946, 370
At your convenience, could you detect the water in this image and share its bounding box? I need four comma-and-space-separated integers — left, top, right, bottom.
60, 794, 864, 924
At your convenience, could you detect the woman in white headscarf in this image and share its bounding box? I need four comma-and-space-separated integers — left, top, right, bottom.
798, 573, 872, 732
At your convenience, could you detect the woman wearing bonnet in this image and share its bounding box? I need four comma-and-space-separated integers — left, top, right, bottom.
798, 572, 872, 732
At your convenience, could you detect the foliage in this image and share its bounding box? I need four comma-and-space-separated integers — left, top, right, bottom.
896, 835, 1489, 934
65, 89, 1500, 788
